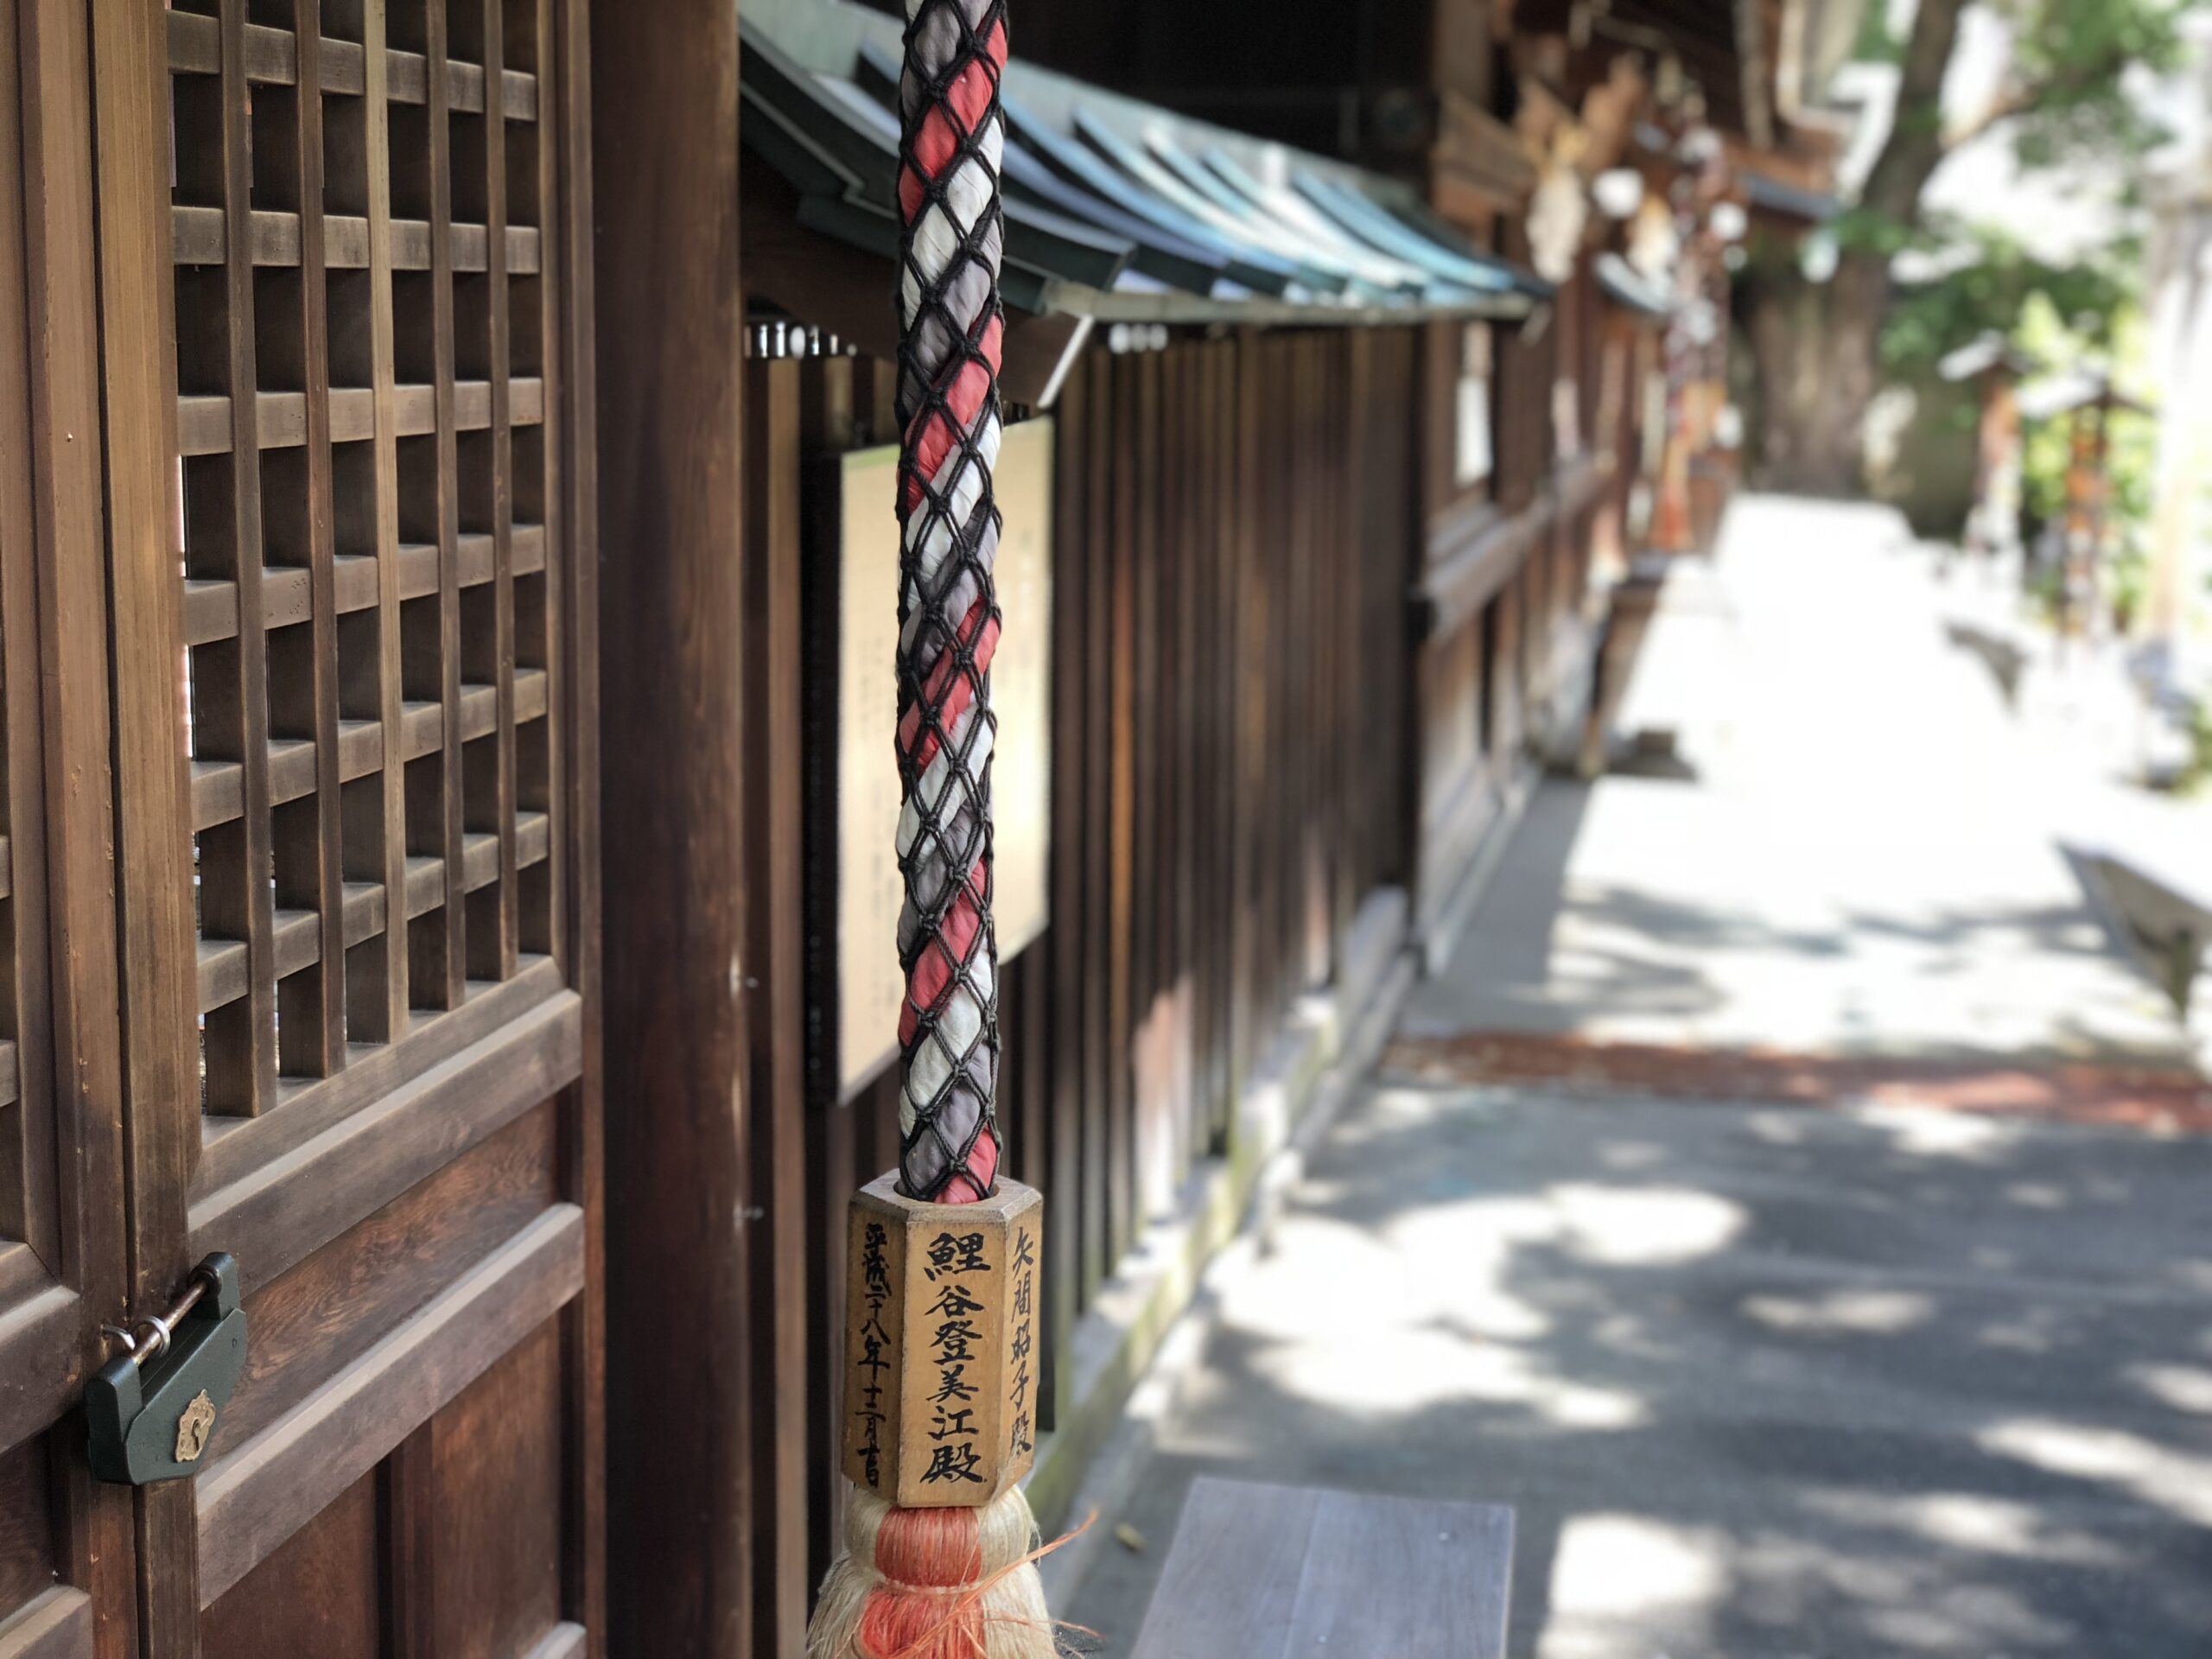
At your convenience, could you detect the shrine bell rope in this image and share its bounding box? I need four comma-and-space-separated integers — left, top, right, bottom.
806, 2, 1064, 1654
892, 0, 1010, 1208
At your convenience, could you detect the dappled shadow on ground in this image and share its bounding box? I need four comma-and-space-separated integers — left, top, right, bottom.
1406, 777, 2191, 1069
1065, 1087, 2212, 1658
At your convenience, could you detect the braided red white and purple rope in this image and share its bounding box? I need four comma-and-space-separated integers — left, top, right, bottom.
893, 0, 1008, 1205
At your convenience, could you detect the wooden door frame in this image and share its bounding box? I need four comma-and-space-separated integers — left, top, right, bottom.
0, 0, 144, 1654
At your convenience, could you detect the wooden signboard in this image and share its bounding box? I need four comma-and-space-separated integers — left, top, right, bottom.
820, 417, 1055, 1099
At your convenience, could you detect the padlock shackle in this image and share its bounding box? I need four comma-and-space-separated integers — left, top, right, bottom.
110, 1254, 232, 1370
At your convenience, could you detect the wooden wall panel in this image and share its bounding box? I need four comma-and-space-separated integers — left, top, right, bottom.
725, 302, 1605, 1643
0, 1435, 53, 1616
429, 1320, 566, 1659
1408, 276, 1609, 934
200, 1472, 381, 1659
219, 1102, 560, 1452
719, 321, 1428, 1631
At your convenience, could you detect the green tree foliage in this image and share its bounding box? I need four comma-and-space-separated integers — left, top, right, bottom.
1991, 0, 2196, 170
1881, 224, 2135, 376
1855, 0, 2197, 173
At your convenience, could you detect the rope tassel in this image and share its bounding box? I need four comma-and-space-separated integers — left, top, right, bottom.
808, 2, 1057, 1653
809, 1488, 1057, 1659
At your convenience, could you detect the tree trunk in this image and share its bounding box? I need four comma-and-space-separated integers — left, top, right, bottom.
1741, 0, 1970, 493
1746, 256, 1887, 495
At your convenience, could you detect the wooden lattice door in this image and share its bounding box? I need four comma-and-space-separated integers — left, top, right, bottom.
1, 0, 605, 1653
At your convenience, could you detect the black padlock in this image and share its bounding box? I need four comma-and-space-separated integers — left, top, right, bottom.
85, 1253, 247, 1485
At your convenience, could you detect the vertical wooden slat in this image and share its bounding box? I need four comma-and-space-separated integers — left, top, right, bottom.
540, 0, 575, 985
741, 354, 809, 1657
1011, 949, 1048, 1251
1148, 345, 1174, 1192
417, 0, 467, 1010
802, 1070, 854, 1590
1127, 348, 1158, 1219
1042, 359, 1085, 1427
798, 349, 855, 1592
1299, 338, 1323, 981
1260, 340, 1285, 1027
1166, 344, 1196, 1179
1078, 357, 1111, 1302
1227, 329, 1262, 1109
279, 0, 346, 1078
477, 0, 521, 982
1179, 344, 1211, 1165
349, 0, 412, 1043
1176, 345, 1199, 1179
550, 0, 607, 1644
1158, 346, 1186, 1185
1208, 339, 1237, 1142
1197, 341, 1228, 1147
204, 0, 279, 1113
1280, 340, 1300, 1002
1105, 352, 1137, 1268
1298, 337, 1329, 988
382, 1424, 437, 1659
1344, 332, 1372, 899
1289, 339, 1313, 984
1259, 340, 1287, 1029
1328, 335, 1357, 951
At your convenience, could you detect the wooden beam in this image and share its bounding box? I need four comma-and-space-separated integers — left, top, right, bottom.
590, 3, 755, 1656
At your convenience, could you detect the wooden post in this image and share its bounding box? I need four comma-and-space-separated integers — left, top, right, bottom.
590, 4, 753, 1656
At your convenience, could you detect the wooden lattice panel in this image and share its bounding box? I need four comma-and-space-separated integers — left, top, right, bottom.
168, 0, 563, 1119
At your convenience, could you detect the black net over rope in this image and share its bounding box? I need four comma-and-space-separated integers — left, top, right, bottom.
892, 0, 1009, 1204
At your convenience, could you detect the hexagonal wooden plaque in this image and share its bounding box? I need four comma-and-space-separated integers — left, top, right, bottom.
842, 1173, 1043, 1508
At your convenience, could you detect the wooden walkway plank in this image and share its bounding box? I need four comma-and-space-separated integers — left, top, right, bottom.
1132, 1477, 1513, 1659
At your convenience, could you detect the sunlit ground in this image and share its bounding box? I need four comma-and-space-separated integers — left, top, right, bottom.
1402, 499, 2195, 1068
1063, 498, 2212, 1657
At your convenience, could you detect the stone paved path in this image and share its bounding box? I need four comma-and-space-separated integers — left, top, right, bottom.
1061, 499, 2212, 1658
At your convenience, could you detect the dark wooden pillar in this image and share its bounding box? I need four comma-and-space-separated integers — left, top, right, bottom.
591, 7, 753, 1656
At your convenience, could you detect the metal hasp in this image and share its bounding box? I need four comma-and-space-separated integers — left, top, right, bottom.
85, 1253, 247, 1484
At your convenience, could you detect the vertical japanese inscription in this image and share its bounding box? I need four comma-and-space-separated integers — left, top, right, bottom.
1007, 1224, 1037, 1461
842, 1192, 906, 1497
921, 1230, 992, 1487
855, 1220, 895, 1488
